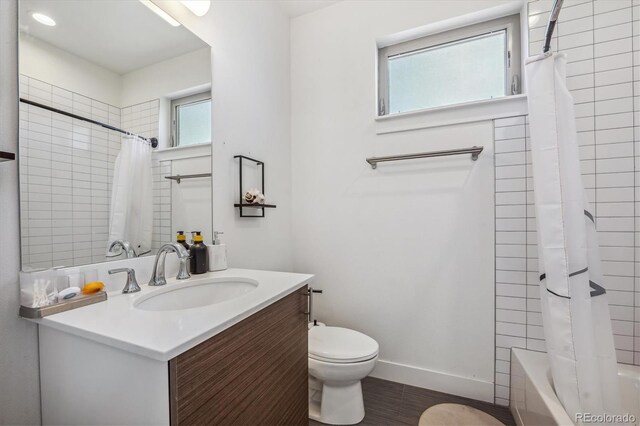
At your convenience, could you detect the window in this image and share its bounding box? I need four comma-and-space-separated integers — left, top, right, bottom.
171, 91, 212, 147
378, 14, 521, 116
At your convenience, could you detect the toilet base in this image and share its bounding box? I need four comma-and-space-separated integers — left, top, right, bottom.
309, 378, 365, 425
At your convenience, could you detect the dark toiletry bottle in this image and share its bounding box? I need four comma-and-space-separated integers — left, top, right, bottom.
176, 231, 190, 251
189, 231, 208, 274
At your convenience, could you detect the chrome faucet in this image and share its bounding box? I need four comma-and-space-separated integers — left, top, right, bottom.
108, 240, 137, 258
108, 268, 141, 294
148, 243, 190, 286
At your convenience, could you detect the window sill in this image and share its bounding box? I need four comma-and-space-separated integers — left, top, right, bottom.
374, 94, 528, 135
154, 143, 211, 161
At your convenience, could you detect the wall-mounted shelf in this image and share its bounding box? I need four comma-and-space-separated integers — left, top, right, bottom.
234, 155, 275, 218
165, 173, 211, 184
0, 151, 16, 162
234, 203, 277, 209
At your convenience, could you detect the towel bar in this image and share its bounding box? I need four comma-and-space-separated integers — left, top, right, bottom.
366, 146, 483, 169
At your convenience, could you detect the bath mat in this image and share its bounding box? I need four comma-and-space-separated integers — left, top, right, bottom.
418, 403, 505, 426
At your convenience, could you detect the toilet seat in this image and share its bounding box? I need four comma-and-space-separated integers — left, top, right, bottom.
309, 326, 379, 364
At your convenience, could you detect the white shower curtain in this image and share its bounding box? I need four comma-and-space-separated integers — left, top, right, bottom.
107, 135, 153, 257
525, 52, 621, 421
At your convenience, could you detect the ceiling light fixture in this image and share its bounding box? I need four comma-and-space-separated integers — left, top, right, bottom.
180, 0, 211, 17
139, 0, 181, 27
32, 12, 56, 27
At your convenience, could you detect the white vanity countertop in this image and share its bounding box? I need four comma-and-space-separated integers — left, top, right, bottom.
32, 269, 314, 361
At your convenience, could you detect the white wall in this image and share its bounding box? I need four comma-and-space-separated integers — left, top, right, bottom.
0, 1, 41, 423
120, 47, 211, 107
20, 34, 122, 106
290, 0, 513, 401
157, 1, 293, 271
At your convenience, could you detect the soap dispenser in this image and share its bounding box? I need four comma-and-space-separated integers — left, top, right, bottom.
176, 231, 190, 251
189, 231, 208, 274
207, 231, 228, 272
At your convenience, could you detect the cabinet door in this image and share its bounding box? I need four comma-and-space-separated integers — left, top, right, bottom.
169, 287, 308, 425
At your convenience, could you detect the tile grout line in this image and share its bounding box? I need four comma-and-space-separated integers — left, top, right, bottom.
632, 0, 638, 364
524, 113, 530, 357
591, 0, 597, 226
495, 118, 501, 403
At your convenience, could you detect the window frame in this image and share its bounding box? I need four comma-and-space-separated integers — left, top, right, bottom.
377, 14, 521, 116
170, 91, 212, 147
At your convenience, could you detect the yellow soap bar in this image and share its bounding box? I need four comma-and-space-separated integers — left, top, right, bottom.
82, 282, 105, 295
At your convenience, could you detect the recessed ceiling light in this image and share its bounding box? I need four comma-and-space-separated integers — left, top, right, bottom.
32, 12, 56, 27
180, 0, 211, 17
139, 0, 181, 27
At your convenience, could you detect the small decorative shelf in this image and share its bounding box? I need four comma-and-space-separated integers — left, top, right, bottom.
234, 203, 277, 209
165, 173, 211, 184
0, 151, 16, 162
234, 155, 276, 218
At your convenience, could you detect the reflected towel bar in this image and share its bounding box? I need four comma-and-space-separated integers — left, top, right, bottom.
366, 146, 483, 169
165, 173, 211, 184
0, 151, 16, 162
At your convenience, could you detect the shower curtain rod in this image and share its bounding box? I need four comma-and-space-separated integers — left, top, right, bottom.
19, 98, 159, 148
543, 0, 564, 53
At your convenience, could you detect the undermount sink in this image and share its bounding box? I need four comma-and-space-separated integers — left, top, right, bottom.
134, 278, 259, 311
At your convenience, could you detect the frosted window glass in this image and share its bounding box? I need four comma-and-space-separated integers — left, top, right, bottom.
177, 100, 211, 146
388, 31, 506, 114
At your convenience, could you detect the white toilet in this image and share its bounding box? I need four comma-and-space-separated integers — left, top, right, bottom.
308, 325, 379, 425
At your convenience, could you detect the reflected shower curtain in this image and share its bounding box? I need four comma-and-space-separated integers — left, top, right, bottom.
107, 135, 153, 257
525, 53, 622, 421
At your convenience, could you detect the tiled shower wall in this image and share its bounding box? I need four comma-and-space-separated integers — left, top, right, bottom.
493, 0, 639, 406
19, 79, 171, 268
19, 76, 122, 268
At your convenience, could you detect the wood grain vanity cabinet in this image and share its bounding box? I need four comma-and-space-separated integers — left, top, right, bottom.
38, 286, 309, 426
169, 287, 309, 425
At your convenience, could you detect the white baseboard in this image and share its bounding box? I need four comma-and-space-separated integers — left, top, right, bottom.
370, 359, 494, 403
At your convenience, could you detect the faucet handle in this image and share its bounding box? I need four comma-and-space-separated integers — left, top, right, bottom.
109, 268, 141, 294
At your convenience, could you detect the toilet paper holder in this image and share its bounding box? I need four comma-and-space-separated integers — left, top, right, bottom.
305, 287, 323, 323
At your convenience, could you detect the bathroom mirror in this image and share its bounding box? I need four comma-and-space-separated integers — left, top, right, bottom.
18, 0, 213, 270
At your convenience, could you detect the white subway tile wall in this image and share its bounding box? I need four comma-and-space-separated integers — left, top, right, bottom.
492, 0, 639, 406
151, 161, 172, 252
494, 116, 528, 407
19, 77, 170, 268
19, 76, 122, 268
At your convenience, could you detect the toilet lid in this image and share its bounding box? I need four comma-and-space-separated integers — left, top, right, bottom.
309, 326, 379, 363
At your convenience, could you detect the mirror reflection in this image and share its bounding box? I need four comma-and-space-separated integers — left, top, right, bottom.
19, 0, 212, 270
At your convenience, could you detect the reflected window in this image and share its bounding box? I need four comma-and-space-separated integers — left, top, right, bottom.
171, 92, 211, 147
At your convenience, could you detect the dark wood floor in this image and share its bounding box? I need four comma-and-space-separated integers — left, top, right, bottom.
309, 377, 515, 426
